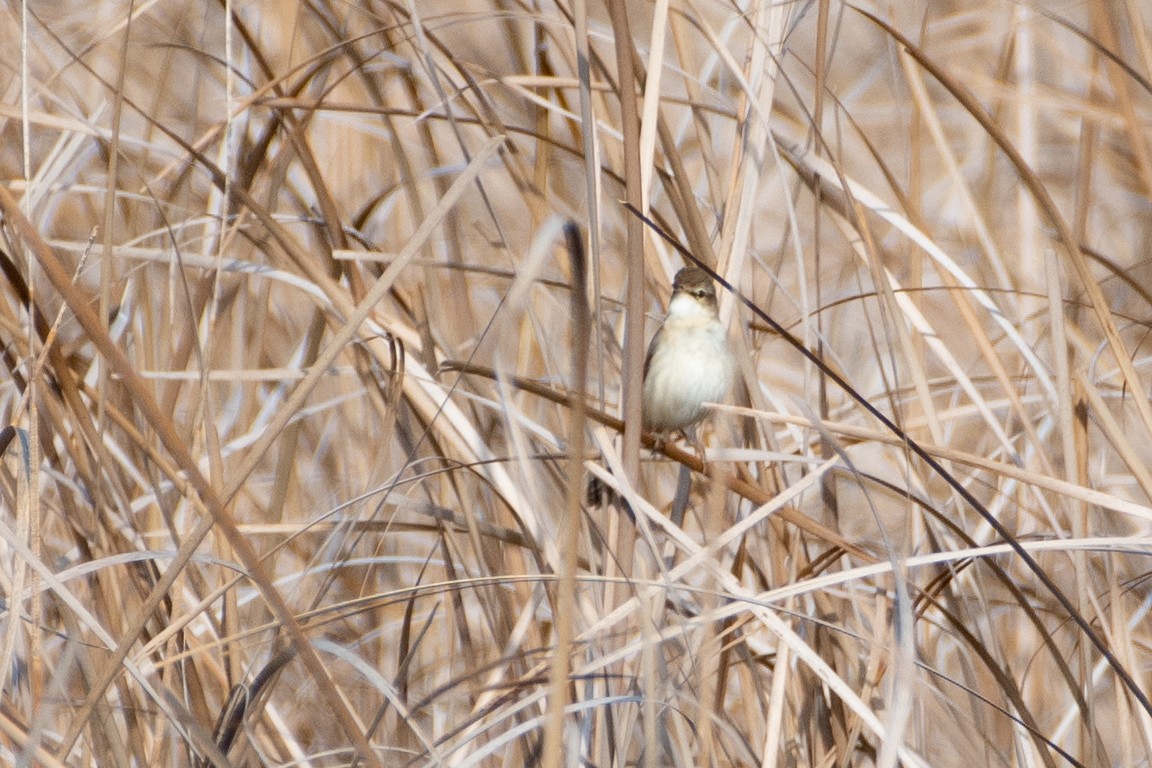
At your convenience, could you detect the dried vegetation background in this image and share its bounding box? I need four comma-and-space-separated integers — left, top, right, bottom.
1, 1, 1151, 766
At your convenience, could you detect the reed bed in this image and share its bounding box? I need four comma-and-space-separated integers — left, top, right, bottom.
1, 1, 1151, 766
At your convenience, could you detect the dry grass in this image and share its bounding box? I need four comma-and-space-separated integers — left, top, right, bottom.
1, 1, 1151, 766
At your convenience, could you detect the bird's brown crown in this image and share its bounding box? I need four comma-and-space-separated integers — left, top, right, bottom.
671, 266, 717, 302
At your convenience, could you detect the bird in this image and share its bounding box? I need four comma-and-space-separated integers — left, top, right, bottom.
642, 266, 734, 439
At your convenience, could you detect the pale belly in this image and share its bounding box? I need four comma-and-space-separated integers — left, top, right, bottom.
642, 320, 733, 432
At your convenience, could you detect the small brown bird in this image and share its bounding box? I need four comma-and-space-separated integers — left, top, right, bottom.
642, 267, 734, 436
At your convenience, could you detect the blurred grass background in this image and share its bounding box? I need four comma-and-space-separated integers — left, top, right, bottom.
1, 1, 1152, 766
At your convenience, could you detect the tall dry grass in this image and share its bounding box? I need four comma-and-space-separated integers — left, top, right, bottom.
0, 1, 1150, 766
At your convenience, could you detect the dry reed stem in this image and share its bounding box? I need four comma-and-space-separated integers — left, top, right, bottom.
0, 2, 1150, 766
